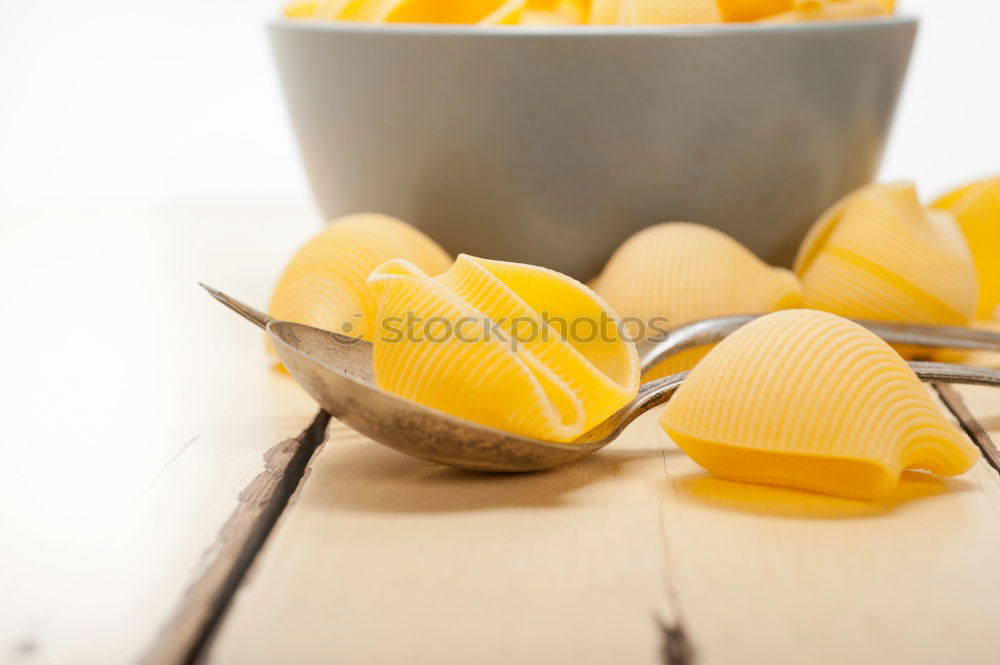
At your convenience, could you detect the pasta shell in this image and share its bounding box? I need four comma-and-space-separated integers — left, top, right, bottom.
282, 0, 321, 17
717, 0, 793, 22
521, 0, 586, 24
588, 0, 623, 23
761, 0, 887, 22
794, 183, 978, 325
368, 255, 639, 442
619, 0, 722, 24
480, 0, 526, 24
269, 213, 451, 342
286, 0, 890, 22
590, 0, 722, 24
592, 222, 803, 376
659, 309, 979, 500
931, 176, 1000, 320
335, 0, 523, 23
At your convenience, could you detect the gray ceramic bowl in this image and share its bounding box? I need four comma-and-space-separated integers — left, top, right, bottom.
269, 18, 917, 279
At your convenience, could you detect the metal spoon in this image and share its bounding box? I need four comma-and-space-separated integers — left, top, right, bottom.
637, 314, 1000, 375
203, 284, 1000, 472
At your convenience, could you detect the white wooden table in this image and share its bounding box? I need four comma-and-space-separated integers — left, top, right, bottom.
2, 203, 998, 665
0, 203, 322, 665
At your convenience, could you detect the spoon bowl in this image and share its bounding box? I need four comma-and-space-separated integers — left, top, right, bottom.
271, 318, 635, 471
204, 284, 1000, 472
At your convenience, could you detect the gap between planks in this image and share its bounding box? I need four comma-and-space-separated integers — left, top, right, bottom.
935, 384, 1000, 474
137, 410, 331, 665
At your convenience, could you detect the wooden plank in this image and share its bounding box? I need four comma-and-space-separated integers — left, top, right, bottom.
139, 410, 329, 665
204, 417, 688, 665
0, 203, 322, 665
204, 389, 1000, 665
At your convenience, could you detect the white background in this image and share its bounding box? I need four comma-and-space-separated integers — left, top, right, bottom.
0, 0, 997, 209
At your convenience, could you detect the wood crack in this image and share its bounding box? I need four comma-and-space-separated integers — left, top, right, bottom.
935, 384, 1000, 474
658, 619, 695, 665
137, 410, 331, 665
656, 446, 696, 665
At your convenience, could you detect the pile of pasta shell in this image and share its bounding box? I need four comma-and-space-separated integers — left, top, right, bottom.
267, 175, 997, 500
282, 0, 895, 27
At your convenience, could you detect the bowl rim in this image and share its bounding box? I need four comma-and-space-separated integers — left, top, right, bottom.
267, 13, 917, 38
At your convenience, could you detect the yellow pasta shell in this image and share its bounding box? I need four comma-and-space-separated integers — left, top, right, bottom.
795, 183, 978, 325
660, 309, 979, 500
522, 0, 586, 23
335, 0, 524, 23
269, 213, 451, 342
932, 176, 1000, 320
587, 0, 622, 23
283, 0, 321, 17
368, 255, 639, 442
718, 0, 793, 22
480, 0, 526, 24
592, 222, 803, 376
590, 0, 723, 24
620, 0, 722, 24
761, 0, 887, 22
288, 0, 889, 22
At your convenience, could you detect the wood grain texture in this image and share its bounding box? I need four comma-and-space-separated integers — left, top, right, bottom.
205, 389, 1000, 665
0, 203, 321, 665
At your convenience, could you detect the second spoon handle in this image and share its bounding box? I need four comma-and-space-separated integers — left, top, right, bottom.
631, 362, 1000, 417
910, 361, 1000, 387
639, 315, 1000, 374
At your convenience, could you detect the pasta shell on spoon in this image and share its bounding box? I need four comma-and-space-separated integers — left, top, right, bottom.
367, 255, 640, 442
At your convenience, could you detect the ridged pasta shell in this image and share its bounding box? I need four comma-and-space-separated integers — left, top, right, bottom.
269, 213, 451, 342
932, 176, 1000, 320
618, 0, 722, 24
660, 309, 980, 500
335, 0, 523, 22
368, 255, 639, 442
761, 0, 887, 22
521, 0, 586, 24
480, 0, 526, 24
592, 222, 803, 376
284, 0, 889, 22
717, 0, 792, 22
590, 0, 723, 23
282, 0, 321, 17
794, 183, 978, 326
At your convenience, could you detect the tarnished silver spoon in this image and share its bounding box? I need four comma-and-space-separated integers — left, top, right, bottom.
203, 284, 1000, 472
637, 314, 1000, 375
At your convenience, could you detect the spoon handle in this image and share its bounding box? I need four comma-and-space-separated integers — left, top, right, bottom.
910, 361, 1000, 387
637, 316, 753, 372
639, 315, 1000, 374
630, 362, 1000, 420
861, 321, 1000, 352
199, 283, 274, 330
